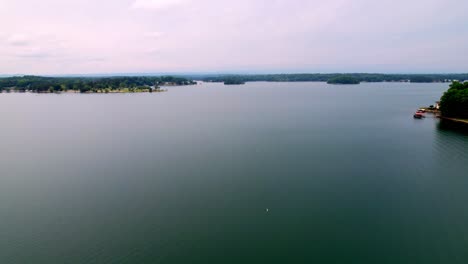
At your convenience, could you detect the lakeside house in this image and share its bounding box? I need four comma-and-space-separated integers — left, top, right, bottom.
435, 101, 441, 110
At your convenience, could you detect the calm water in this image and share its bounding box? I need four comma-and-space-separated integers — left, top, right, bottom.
1, 82, 468, 263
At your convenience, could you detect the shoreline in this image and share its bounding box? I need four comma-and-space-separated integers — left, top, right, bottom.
0, 89, 168, 94
438, 116, 468, 125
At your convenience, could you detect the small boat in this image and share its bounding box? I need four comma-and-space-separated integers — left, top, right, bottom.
414, 113, 425, 119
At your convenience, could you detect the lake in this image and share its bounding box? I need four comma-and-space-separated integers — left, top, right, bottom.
1, 82, 468, 263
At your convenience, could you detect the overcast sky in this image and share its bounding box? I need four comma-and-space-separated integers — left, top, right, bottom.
1, 0, 467, 74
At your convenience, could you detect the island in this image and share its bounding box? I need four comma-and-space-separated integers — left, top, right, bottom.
327, 76, 360, 84
0, 76, 196, 93
438, 81, 468, 125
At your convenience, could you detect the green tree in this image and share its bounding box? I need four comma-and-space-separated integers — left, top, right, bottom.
440, 82, 468, 118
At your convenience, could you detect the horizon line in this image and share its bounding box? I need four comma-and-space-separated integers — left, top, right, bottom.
2, 71, 468, 77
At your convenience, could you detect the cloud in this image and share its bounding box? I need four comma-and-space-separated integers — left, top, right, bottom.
2, 33, 66, 60
144, 31, 165, 39
131, 0, 186, 10
1, 0, 468, 74
88, 57, 107, 62
15, 48, 51, 58
145, 47, 161, 54
7, 34, 30, 46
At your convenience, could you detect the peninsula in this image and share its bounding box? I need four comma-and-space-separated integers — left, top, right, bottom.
0, 76, 195, 93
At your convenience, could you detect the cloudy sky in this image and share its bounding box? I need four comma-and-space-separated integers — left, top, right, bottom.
0, 0, 467, 74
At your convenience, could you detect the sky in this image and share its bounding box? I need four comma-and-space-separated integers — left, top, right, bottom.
0, 0, 467, 75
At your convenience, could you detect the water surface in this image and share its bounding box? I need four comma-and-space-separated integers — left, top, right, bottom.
1, 82, 467, 263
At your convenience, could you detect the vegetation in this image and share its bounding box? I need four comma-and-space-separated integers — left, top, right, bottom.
327, 76, 360, 84
223, 78, 245, 85
0, 76, 195, 93
440, 82, 468, 118
200, 73, 468, 84
409, 75, 434, 83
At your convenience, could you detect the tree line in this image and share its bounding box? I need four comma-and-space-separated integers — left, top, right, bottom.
199, 73, 468, 84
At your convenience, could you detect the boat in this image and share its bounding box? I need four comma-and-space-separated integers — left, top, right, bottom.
414, 113, 425, 119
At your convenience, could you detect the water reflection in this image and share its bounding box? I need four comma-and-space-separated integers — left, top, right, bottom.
437, 119, 468, 136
